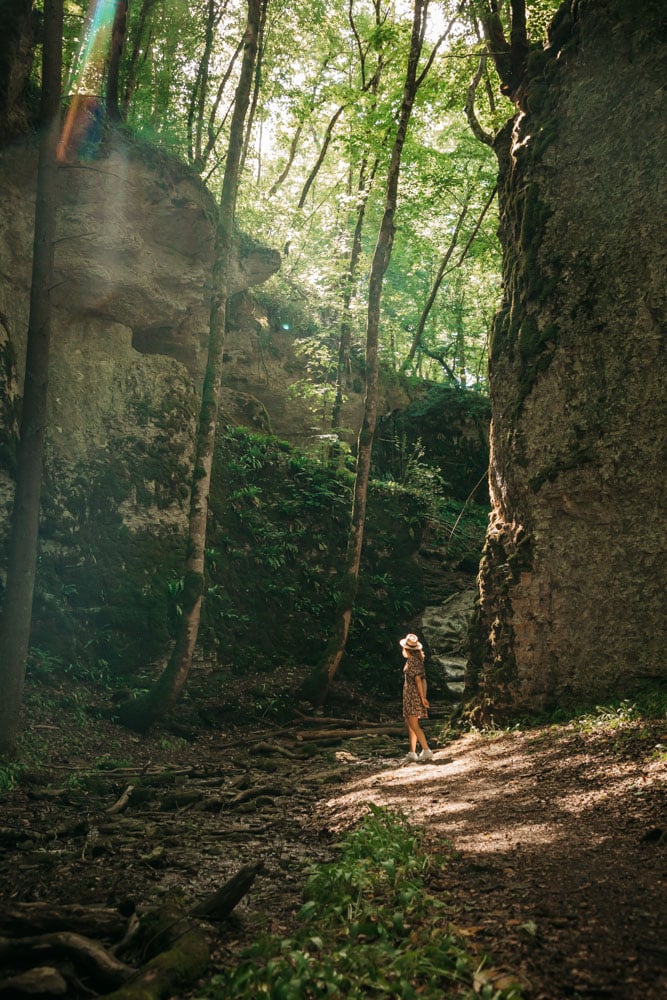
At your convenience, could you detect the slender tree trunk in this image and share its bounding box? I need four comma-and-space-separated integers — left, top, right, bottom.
331, 155, 379, 435
118, 0, 261, 733
308, 0, 429, 705
0, 0, 63, 757
106, 0, 128, 120
404, 198, 469, 366
239, 0, 268, 176
297, 103, 347, 210
188, 0, 218, 168
121, 0, 156, 115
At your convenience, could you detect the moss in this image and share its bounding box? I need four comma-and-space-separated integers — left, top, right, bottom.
507, 533, 534, 581
102, 909, 210, 1000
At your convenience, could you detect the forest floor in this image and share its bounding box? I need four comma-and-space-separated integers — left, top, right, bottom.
0, 669, 665, 999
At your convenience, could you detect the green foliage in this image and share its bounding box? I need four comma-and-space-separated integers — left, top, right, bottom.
0, 760, 24, 796
200, 806, 522, 999
202, 428, 425, 669
561, 690, 667, 731
373, 384, 490, 504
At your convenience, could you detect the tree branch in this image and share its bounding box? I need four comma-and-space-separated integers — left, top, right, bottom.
465, 48, 494, 146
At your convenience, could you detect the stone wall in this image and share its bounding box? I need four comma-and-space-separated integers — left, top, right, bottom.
469, 0, 667, 716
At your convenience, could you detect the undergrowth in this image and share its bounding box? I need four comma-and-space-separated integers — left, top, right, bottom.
199, 806, 522, 1000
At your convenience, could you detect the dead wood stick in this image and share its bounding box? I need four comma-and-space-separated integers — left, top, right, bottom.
293, 710, 388, 726
252, 740, 304, 759
228, 785, 288, 807
108, 784, 135, 814
0, 932, 133, 991
189, 862, 264, 921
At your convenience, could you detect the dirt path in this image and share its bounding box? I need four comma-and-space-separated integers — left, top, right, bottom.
1, 683, 665, 998
321, 724, 667, 999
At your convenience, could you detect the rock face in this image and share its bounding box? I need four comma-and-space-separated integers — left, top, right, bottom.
0, 134, 280, 466
469, 0, 667, 716
420, 590, 477, 700
0, 132, 280, 668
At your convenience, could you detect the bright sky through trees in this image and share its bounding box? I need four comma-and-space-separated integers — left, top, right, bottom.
50, 0, 560, 398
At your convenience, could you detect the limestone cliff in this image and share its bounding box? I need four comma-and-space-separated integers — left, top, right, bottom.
469, 0, 667, 715
0, 131, 279, 666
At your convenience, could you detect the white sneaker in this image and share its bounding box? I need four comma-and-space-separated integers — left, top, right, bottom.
400, 751, 419, 764
418, 748, 434, 762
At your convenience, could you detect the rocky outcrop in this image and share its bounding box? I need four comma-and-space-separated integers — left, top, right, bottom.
0, 131, 280, 669
420, 590, 477, 699
0, 133, 280, 466
470, 0, 667, 716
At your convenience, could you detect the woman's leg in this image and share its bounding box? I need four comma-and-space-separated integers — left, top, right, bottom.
408, 716, 430, 752
405, 716, 419, 753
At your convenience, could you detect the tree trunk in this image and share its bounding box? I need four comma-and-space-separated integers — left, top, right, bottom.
404, 198, 469, 367
121, 0, 157, 116
0, 0, 63, 757
467, 0, 667, 718
118, 0, 261, 734
106, 0, 128, 120
188, 0, 218, 168
331, 154, 379, 435
309, 0, 430, 705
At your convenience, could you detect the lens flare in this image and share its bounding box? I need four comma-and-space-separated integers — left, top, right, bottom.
57, 0, 120, 162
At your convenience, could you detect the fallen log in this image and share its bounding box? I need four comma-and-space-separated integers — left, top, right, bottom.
103, 865, 262, 1000
296, 726, 405, 741
100, 924, 209, 1000
0, 931, 133, 992
0, 902, 129, 940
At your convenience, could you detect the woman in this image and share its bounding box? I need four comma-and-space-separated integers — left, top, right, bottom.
400, 633, 434, 763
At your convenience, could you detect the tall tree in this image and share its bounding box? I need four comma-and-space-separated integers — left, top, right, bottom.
107, 0, 129, 120
119, 0, 262, 733
330, 0, 387, 436
121, 0, 157, 116
310, 0, 449, 703
0, 0, 63, 757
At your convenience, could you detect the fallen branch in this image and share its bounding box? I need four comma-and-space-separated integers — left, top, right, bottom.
0, 931, 133, 992
108, 784, 135, 814
296, 726, 405, 741
228, 785, 289, 807
0, 902, 129, 940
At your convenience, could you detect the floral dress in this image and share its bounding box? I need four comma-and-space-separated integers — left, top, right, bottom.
402, 650, 427, 719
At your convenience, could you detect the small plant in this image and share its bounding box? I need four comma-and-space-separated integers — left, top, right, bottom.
26, 647, 65, 683
0, 761, 25, 796
570, 693, 667, 733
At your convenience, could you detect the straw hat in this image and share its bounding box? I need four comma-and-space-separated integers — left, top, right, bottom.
399, 633, 422, 650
